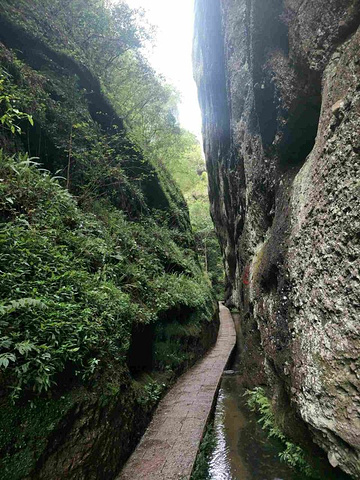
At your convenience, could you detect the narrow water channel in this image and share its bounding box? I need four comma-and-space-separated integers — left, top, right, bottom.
207, 314, 350, 480
208, 382, 305, 480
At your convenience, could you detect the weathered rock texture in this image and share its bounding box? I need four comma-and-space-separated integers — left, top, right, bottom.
194, 0, 360, 477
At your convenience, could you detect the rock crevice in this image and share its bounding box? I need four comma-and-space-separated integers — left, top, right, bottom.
194, 0, 360, 477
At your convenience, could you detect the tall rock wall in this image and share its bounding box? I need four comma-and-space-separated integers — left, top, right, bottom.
194, 0, 360, 477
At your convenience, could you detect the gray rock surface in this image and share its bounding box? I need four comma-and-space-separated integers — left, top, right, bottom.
194, 0, 360, 477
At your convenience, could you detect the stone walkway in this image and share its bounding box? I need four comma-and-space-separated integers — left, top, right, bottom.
116, 303, 236, 480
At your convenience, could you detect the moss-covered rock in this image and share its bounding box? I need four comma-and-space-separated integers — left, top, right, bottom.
0, 3, 219, 478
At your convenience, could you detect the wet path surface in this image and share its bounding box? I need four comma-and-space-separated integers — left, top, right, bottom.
116, 303, 236, 480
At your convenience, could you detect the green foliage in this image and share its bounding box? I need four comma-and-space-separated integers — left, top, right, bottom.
0, 154, 133, 399
0, 152, 214, 400
0, 4, 220, 478
1, 0, 224, 298
112, 54, 224, 296
245, 387, 320, 478
0, 46, 154, 215
2, 0, 152, 74
191, 423, 216, 480
134, 376, 166, 411
106, 52, 179, 152
186, 173, 224, 298
100, 26, 224, 297
0, 70, 33, 135
0, 0, 218, 405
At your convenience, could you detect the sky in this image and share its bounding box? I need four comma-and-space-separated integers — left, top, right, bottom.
124, 0, 203, 141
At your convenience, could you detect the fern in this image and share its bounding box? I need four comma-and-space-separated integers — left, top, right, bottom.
245, 387, 319, 478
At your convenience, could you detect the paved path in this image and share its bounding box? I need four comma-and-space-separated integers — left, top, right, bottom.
116, 303, 236, 480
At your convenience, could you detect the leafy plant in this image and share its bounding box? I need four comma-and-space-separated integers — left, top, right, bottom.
245, 387, 320, 478
135, 378, 166, 409
0, 71, 34, 134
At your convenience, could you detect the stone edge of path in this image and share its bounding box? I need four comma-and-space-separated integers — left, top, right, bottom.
116, 302, 236, 480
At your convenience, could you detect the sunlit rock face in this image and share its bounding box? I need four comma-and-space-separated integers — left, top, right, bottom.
194, 0, 360, 477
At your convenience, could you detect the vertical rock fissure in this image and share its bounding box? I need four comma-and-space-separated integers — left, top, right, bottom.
195, 0, 360, 477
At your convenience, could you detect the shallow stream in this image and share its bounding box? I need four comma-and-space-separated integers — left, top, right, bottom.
208, 372, 305, 480
207, 313, 350, 480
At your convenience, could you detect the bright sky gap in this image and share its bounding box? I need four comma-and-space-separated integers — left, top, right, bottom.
124, 0, 203, 142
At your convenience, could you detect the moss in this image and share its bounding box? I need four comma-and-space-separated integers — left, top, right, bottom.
0, 393, 76, 480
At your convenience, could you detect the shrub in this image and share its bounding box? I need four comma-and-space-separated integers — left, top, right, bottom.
0, 152, 214, 400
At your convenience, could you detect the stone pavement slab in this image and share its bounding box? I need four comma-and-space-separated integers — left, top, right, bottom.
116, 303, 236, 480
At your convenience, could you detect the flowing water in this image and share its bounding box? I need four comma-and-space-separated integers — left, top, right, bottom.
208, 378, 305, 480
207, 314, 350, 480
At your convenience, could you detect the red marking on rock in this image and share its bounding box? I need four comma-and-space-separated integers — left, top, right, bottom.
243, 265, 250, 285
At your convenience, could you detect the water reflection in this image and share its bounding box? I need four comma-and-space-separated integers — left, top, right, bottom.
209, 376, 305, 480
208, 383, 304, 480
207, 313, 350, 480
208, 311, 308, 480
209, 389, 251, 480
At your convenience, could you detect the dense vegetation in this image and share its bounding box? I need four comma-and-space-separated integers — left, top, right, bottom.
1, 0, 223, 293
0, 1, 222, 477
0, 152, 215, 399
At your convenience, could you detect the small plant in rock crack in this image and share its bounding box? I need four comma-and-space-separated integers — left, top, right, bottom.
245, 387, 320, 478
135, 379, 166, 409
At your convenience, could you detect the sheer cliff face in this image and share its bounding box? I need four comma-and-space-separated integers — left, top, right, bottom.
194, 0, 360, 477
